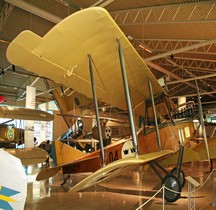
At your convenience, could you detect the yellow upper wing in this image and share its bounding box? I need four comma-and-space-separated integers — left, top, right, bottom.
7, 7, 163, 115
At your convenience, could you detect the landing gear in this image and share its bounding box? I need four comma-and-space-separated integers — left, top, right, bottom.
150, 162, 183, 202
170, 167, 185, 188
149, 144, 186, 202
150, 145, 185, 202
162, 174, 181, 202
61, 174, 71, 186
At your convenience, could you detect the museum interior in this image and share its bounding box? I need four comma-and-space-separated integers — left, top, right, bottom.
0, 0, 216, 209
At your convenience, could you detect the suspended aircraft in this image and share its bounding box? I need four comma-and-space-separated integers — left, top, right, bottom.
6, 7, 216, 202
0, 106, 54, 148
0, 106, 53, 165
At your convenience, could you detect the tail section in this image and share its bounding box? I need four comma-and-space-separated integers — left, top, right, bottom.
52, 140, 85, 166
193, 136, 216, 160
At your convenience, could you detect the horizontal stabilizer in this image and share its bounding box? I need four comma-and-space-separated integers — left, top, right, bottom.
36, 165, 61, 181
37, 140, 87, 180
36, 155, 101, 181
193, 136, 216, 160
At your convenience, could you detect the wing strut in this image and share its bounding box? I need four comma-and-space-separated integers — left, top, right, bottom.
195, 78, 210, 160
117, 39, 139, 158
148, 78, 162, 150
88, 54, 105, 167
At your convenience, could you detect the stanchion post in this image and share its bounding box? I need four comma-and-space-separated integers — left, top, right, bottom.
211, 169, 216, 207
185, 176, 200, 210
162, 185, 165, 210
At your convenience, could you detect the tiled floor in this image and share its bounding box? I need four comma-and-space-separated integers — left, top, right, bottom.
24, 160, 216, 209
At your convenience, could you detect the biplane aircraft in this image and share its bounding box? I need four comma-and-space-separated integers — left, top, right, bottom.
6, 7, 216, 202
0, 106, 53, 164
0, 106, 54, 148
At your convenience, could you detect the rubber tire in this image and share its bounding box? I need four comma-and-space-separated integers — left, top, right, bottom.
170, 167, 186, 188
162, 174, 181, 202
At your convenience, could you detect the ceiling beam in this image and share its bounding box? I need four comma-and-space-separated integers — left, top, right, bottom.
0, 2, 14, 31
146, 61, 211, 95
146, 61, 196, 90
165, 58, 216, 96
167, 73, 216, 85
171, 90, 216, 99
5, 0, 62, 23
111, 1, 216, 25
18, 77, 40, 99
99, 0, 115, 7
144, 39, 216, 62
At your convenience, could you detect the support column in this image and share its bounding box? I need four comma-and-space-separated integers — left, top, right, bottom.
24, 86, 35, 148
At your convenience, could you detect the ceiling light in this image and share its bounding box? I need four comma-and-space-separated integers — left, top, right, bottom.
99, 0, 115, 7
0, 39, 10, 44
126, 35, 133, 41
138, 44, 152, 53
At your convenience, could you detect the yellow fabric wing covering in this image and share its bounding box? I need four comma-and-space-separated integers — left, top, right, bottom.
193, 136, 216, 160
0, 106, 54, 121
5, 147, 48, 165
7, 7, 163, 116
69, 150, 172, 192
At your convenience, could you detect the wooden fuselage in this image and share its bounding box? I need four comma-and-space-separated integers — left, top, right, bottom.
62, 119, 195, 174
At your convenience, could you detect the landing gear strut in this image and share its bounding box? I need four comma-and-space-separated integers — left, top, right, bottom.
170, 167, 185, 188
61, 174, 71, 186
150, 145, 185, 202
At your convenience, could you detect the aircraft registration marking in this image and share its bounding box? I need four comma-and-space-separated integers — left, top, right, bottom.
108, 140, 136, 163
121, 140, 136, 158
109, 150, 118, 163
7, 129, 14, 141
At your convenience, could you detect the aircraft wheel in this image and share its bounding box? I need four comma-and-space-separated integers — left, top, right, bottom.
170, 167, 185, 188
162, 174, 181, 202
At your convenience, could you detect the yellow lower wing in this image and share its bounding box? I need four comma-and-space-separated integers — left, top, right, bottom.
69, 150, 172, 193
